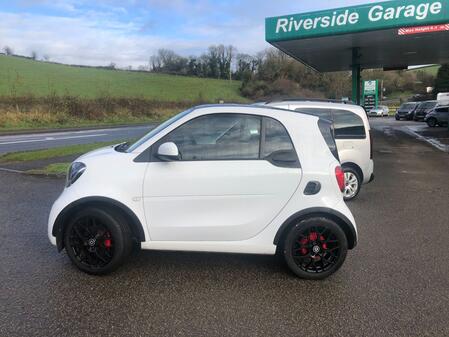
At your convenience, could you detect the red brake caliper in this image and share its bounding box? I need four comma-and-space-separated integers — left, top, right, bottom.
321, 235, 327, 250
104, 232, 112, 249
300, 237, 308, 255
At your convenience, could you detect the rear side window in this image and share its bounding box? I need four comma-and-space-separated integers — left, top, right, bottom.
333, 110, 366, 139
262, 117, 299, 168
263, 117, 295, 157
436, 107, 449, 113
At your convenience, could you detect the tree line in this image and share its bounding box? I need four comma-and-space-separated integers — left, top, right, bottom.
148, 45, 446, 101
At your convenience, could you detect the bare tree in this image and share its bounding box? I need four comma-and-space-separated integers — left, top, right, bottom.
43, 54, 50, 62
31, 51, 37, 60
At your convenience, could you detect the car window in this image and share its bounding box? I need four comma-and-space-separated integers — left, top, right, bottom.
401, 103, 416, 110
436, 107, 449, 113
263, 117, 295, 158
332, 109, 366, 139
159, 114, 261, 161
295, 107, 332, 120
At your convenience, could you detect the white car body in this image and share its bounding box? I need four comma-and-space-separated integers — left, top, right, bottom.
48, 105, 357, 259
263, 101, 374, 187
369, 105, 389, 117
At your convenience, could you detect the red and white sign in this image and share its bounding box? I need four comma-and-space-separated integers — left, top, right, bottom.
398, 24, 449, 35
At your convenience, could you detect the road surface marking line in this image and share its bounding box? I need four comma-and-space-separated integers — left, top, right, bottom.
0, 133, 108, 145
0, 167, 25, 173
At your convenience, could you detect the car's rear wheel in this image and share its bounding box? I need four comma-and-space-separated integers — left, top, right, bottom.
64, 207, 132, 275
283, 217, 348, 280
342, 168, 361, 201
427, 118, 437, 127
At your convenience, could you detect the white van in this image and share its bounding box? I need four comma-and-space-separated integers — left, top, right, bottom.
264, 100, 374, 201
437, 92, 449, 105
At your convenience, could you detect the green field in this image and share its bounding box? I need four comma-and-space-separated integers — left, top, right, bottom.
0, 55, 245, 102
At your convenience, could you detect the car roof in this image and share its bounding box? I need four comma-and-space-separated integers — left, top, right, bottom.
417, 100, 437, 104
265, 100, 356, 109
193, 103, 320, 119
264, 100, 368, 118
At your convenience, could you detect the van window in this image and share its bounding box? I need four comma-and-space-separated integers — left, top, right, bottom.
295, 108, 332, 120
294, 107, 365, 139
332, 110, 366, 139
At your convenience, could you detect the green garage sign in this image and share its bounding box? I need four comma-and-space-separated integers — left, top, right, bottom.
363, 80, 379, 110
266, 0, 449, 42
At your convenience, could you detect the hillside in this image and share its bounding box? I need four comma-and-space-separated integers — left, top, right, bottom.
0, 55, 245, 102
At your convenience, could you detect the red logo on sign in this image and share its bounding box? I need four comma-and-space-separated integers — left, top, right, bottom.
398, 24, 449, 35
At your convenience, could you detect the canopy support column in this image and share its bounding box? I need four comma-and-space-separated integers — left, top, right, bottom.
352, 48, 361, 105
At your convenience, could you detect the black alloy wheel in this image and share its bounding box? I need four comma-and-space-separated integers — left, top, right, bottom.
283, 217, 348, 280
64, 207, 132, 275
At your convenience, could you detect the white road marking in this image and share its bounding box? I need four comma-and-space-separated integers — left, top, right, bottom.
0, 126, 151, 142
0, 133, 108, 145
0, 167, 24, 173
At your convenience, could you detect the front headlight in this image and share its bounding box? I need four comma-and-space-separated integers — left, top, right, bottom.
66, 162, 86, 187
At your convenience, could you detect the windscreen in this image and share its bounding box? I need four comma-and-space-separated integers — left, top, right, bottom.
126, 108, 193, 152
400, 103, 416, 111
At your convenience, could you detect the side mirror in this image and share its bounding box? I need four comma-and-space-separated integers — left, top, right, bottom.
157, 142, 180, 161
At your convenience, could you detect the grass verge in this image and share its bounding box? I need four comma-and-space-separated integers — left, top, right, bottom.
27, 163, 70, 176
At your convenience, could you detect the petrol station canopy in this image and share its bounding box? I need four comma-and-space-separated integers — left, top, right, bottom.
265, 0, 449, 72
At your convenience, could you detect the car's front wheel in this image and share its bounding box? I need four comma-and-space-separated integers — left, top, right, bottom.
342, 167, 361, 201
283, 217, 348, 280
426, 118, 437, 127
64, 207, 132, 275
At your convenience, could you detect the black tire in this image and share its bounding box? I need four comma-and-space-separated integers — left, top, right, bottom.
283, 217, 348, 280
64, 207, 133, 275
342, 167, 361, 201
427, 118, 437, 127
395, 116, 400, 121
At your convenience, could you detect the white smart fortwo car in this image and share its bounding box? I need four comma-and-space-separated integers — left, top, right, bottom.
48, 105, 358, 279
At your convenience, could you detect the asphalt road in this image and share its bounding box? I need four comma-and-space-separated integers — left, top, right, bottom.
1, 120, 449, 337
0, 125, 156, 154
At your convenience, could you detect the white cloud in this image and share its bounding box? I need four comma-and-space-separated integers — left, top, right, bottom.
0, 9, 268, 67
0, 0, 372, 67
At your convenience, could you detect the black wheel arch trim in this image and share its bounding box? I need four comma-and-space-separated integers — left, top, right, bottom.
52, 196, 146, 252
341, 162, 364, 183
273, 207, 358, 249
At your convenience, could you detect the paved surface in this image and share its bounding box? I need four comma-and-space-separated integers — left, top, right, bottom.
369, 116, 449, 152
0, 125, 156, 154
1, 119, 449, 337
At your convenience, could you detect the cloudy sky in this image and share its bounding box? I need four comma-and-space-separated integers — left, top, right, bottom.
0, 0, 372, 67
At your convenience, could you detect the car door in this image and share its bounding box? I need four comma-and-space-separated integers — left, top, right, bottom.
437, 107, 449, 123
143, 113, 302, 242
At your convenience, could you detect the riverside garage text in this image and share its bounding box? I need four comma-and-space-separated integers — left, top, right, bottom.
275, 1, 443, 33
